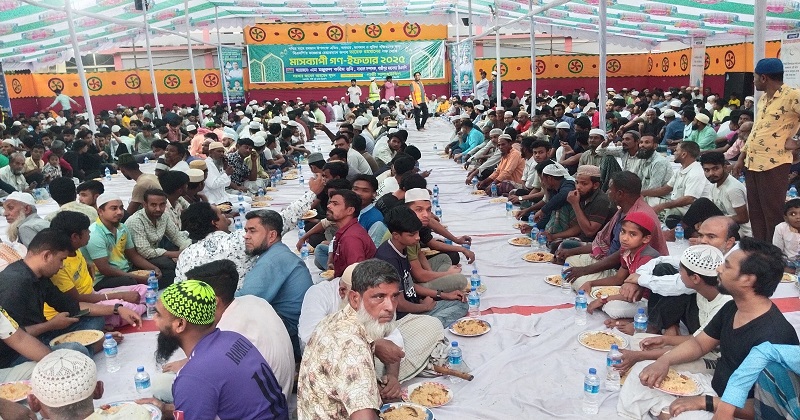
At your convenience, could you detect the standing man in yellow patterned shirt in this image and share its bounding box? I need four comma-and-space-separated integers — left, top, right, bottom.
733, 58, 800, 241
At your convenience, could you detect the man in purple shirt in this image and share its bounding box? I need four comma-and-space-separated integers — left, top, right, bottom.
138, 280, 288, 420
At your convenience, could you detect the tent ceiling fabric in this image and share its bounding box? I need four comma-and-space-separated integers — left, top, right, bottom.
0, 0, 796, 69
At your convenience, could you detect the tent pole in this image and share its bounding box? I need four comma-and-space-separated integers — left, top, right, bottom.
215, 6, 232, 112
185, 0, 201, 108
455, 0, 572, 46
753, 0, 766, 112
494, 1, 501, 108
142, 5, 162, 119
64, 0, 96, 131
455, 6, 462, 99
529, 0, 536, 102
598, 0, 607, 130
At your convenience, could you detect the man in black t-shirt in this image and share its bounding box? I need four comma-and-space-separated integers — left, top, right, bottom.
618, 237, 799, 419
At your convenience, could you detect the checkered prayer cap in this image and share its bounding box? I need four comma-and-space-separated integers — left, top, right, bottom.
161, 280, 217, 325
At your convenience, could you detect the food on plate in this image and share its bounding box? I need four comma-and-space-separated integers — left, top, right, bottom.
0, 382, 31, 401
282, 173, 298, 180
217, 203, 232, 213
489, 197, 508, 203
657, 370, 700, 396
86, 403, 153, 419
451, 318, 489, 335
463, 284, 487, 294
301, 210, 318, 219
265, 187, 277, 192
470, 190, 486, 196
580, 332, 626, 351
509, 236, 532, 246
380, 405, 427, 420
512, 222, 527, 230
49, 330, 104, 346
522, 252, 554, 263
544, 275, 562, 286
781, 272, 797, 283
420, 248, 439, 257
253, 195, 274, 201
251, 201, 270, 209
320, 270, 334, 280
408, 382, 451, 407
591, 286, 621, 299
129, 270, 151, 277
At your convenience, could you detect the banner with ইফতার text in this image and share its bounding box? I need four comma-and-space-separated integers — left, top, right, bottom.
220, 47, 245, 105
247, 41, 445, 84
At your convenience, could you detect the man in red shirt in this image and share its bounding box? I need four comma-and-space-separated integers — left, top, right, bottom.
327, 189, 376, 277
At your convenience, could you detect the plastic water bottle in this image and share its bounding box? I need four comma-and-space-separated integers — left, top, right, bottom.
738, 174, 745, 184
790, 185, 798, 199
675, 224, 685, 244
432, 196, 439, 207
634, 308, 648, 334
471, 176, 478, 190
468, 287, 480, 316
298, 227, 306, 238
561, 262, 572, 294
666, 148, 673, 157
434, 143, 438, 151
298, 219, 305, 230
299, 172, 305, 185
583, 368, 600, 414
103, 334, 120, 373
300, 242, 309, 260
470, 268, 481, 290
490, 182, 498, 197
271, 174, 278, 187
276, 168, 283, 181
147, 270, 158, 291
104, 167, 111, 181
530, 226, 539, 248
258, 187, 265, 197
505, 201, 513, 218
460, 154, 466, 164
435, 205, 443, 220
143, 156, 150, 164
537, 231, 547, 249
606, 344, 622, 391
134, 366, 151, 395
238, 203, 246, 218
433, 184, 439, 197
575, 290, 588, 325
144, 286, 156, 320
528, 213, 535, 227
448, 342, 463, 382
237, 191, 244, 203
234, 217, 243, 230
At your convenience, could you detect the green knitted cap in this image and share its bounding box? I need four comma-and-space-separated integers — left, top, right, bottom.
160, 280, 217, 325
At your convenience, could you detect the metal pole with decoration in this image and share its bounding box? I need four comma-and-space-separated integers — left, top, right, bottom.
598, 0, 608, 131
215, 7, 232, 112
142, 1, 163, 120
185, 0, 201, 109
64, 0, 96, 131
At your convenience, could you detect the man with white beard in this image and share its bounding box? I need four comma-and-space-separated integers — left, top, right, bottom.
202, 142, 232, 204
298, 259, 403, 420
3, 192, 48, 247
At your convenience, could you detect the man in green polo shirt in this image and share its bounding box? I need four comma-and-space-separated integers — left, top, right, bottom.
685, 113, 717, 151
85, 192, 161, 290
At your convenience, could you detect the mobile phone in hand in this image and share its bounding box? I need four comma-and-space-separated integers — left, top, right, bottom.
72, 309, 91, 318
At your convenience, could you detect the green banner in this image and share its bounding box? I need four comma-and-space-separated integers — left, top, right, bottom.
247, 41, 444, 84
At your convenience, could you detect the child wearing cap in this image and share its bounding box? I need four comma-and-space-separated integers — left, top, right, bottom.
584, 212, 661, 319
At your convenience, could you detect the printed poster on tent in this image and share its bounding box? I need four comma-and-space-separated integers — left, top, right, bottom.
689, 38, 706, 90
450, 42, 474, 99
0, 62, 11, 117
220, 47, 245, 104
782, 30, 800, 89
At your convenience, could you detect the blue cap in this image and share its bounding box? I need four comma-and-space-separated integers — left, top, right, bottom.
137, 366, 144, 372
589, 368, 597, 374
451, 341, 458, 346
755, 58, 783, 75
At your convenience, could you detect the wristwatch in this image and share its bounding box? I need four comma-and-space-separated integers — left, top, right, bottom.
434, 290, 443, 301
705, 395, 714, 412
113, 303, 123, 315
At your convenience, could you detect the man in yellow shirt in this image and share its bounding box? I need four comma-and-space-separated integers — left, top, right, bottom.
44, 211, 146, 328
734, 58, 800, 241
409, 71, 428, 131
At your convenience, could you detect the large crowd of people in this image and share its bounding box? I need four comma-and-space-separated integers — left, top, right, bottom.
0, 57, 798, 420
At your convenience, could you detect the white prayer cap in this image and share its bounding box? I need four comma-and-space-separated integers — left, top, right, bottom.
31, 349, 97, 408
5, 192, 35, 207
96, 192, 122, 208
186, 124, 197, 132
187, 168, 205, 183
556, 121, 570, 129
670, 99, 682, 108
543, 162, 570, 177
542, 120, 556, 129
680, 245, 724, 277
111, 125, 121, 133
588, 128, 606, 138
503, 111, 514, 118
405, 188, 431, 203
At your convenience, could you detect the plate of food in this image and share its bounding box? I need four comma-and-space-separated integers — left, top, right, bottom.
282, 173, 299, 180
379, 402, 434, 420
578, 331, 629, 352
512, 221, 527, 230
590, 286, 622, 299
0, 380, 31, 402
129, 269, 152, 277
544, 274, 563, 287
420, 248, 440, 257
253, 195, 274, 201
781, 272, 797, 283
217, 203, 232, 213
470, 190, 486, 196
49, 330, 105, 347
402, 382, 453, 408
86, 401, 161, 419
655, 370, 702, 397
265, 187, 278, 192
449, 317, 491, 337
294, 246, 315, 256
463, 284, 487, 294
508, 236, 533, 247
319, 270, 334, 280
522, 252, 554, 263
301, 209, 318, 220
489, 197, 508, 203
251, 201, 270, 209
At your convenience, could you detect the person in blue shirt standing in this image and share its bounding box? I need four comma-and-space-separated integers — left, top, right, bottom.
238, 210, 313, 360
